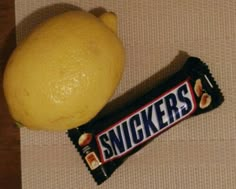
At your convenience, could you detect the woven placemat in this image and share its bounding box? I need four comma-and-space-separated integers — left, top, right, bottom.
15, 0, 236, 188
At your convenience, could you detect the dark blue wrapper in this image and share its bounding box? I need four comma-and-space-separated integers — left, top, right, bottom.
68, 57, 224, 185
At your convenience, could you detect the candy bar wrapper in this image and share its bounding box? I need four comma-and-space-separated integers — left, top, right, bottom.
67, 57, 224, 185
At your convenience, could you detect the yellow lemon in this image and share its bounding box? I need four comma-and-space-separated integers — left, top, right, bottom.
3, 11, 125, 131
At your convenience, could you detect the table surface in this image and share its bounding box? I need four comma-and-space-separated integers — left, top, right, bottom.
0, 1, 21, 189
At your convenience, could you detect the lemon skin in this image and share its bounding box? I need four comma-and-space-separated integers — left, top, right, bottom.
3, 11, 125, 131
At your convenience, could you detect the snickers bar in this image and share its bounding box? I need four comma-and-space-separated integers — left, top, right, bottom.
68, 57, 224, 184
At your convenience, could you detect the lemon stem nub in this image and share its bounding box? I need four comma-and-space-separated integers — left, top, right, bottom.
15, 121, 24, 128
99, 12, 117, 33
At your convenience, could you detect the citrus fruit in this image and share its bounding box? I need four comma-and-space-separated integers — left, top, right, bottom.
3, 11, 125, 131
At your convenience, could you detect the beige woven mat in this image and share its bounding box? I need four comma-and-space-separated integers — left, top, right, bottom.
15, 0, 236, 188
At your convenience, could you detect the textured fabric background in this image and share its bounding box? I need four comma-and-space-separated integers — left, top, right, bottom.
15, 0, 236, 188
